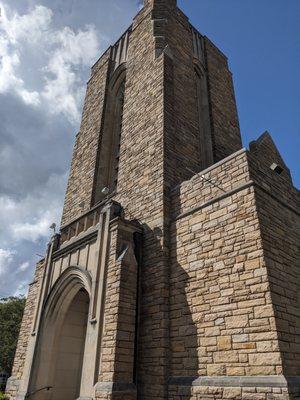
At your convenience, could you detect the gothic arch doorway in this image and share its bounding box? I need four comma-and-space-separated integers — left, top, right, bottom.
29, 267, 92, 400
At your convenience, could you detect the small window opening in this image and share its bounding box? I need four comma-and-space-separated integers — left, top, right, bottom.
270, 163, 284, 175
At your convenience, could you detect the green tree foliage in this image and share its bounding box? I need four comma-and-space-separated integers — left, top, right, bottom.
0, 297, 26, 376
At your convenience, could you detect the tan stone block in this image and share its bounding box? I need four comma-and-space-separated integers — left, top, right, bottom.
242, 393, 266, 400
249, 332, 278, 341
239, 354, 248, 363
227, 366, 245, 376
223, 387, 242, 399
245, 259, 261, 270
190, 213, 206, 225
256, 341, 279, 352
226, 315, 248, 329
248, 352, 282, 366
201, 337, 217, 346
205, 327, 220, 336
214, 350, 239, 363
207, 364, 226, 375
232, 334, 248, 343
233, 342, 256, 350
238, 299, 265, 308
250, 283, 269, 294
217, 336, 232, 350
254, 305, 274, 319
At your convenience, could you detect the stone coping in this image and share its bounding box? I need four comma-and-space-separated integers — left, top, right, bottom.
169, 375, 300, 390
95, 382, 137, 393
76, 397, 93, 400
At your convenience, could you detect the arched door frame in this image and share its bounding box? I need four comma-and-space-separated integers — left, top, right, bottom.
28, 266, 92, 400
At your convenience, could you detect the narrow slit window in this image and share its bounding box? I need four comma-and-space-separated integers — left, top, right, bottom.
93, 67, 126, 205
195, 66, 213, 169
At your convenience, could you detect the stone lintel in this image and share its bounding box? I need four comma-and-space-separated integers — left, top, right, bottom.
169, 375, 300, 390
95, 382, 137, 394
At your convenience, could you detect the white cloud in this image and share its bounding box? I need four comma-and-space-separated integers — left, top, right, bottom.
0, 173, 66, 296
12, 210, 57, 242
19, 262, 30, 272
0, 248, 15, 276
0, 2, 100, 122
0, 3, 51, 105
0, 172, 67, 245
0, 35, 40, 104
18, 89, 41, 106
42, 25, 99, 123
0, 4, 53, 43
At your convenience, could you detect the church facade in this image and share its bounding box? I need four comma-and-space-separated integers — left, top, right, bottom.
6, 0, 300, 399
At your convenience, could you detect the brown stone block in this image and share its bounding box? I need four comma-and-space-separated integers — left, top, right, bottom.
217, 336, 232, 350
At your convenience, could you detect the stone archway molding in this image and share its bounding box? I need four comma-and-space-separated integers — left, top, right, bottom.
42, 265, 92, 323
27, 266, 92, 400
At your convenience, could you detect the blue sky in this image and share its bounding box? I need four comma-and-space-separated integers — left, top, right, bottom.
0, 0, 298, 297
179, 0, 300, 186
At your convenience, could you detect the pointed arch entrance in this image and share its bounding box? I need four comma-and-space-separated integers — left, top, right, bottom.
28, 267, 92, 400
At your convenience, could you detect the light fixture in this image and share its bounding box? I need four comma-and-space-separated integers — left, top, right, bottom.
101, 187, 110, 195
78, 201, 85, 209
270, 163, 284, 175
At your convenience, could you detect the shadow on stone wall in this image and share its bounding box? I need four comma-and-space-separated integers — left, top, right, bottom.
135, 222, 199, 400
169, 230, 199, 399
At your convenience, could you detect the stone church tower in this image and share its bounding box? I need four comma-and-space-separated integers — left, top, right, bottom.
7, 0, 300, 399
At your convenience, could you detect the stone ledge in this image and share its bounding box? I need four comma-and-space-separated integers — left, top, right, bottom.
95, 382, 137, 394
76, 397, 93, 400
169, 375, 300, 390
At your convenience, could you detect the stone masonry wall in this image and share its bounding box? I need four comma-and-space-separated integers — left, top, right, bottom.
96, 220, 138, 400
169, 146, 299, 399
204, 38, 242, 162
163, 7, 202, 188
115, 6, 168, 399
6, 261, 44, 399
168, 384, 290, 400
248, 142, 300, 377
61, 51, 111, 226
170, 150, 284, 381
